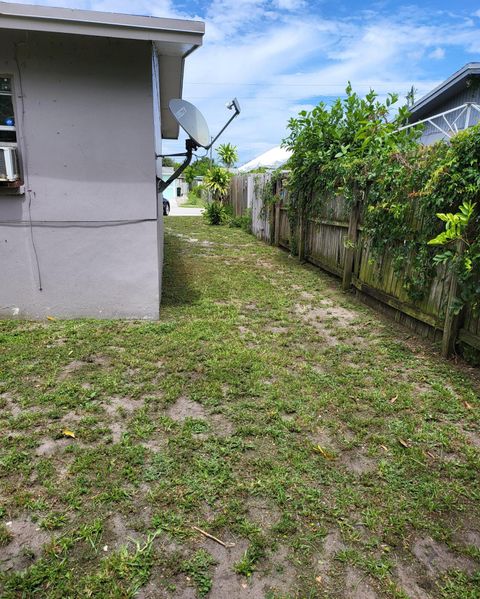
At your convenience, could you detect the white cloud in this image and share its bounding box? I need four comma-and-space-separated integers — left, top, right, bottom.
429, 47, 445, 59
473, 9, 480, 17
272, 0, 305, 10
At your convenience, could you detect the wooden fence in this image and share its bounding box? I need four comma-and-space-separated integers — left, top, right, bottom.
227, 173, 480, 358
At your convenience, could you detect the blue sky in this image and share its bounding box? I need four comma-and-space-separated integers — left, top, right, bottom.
7, 0, 480, 163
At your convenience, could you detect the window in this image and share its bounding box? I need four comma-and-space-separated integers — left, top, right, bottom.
0, 77, 16, 144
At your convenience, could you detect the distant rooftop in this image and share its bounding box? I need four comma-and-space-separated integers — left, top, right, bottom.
239, 146, 292, 173
410, 62, 480, 121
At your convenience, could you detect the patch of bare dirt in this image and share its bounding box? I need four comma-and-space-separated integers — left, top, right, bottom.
462, 428, 480, 448
247, 497, 281, 530
315, 528, 346, 591
35, 437, 77, 457
90, 355, 111, 367
413, 382, 433, 395
340, 449, 377, 475
264, 325, 289, 334
103, 396, 144, 416
60, 410, 84, 426
256, 259, 277, 271
168, 397, 207, 421
344, 566, 378, 598
58, 359, 87, 381
300, 291, 315, 300
138, 580, 195, 599
167, 397, 234, 437
238, 326, 253, 336
46, 337, 68, 347
294, 301, 362, 344
308, 427, 338, 450
199, 537, 296, 598
453, 527, 480, 549
1, 392, 22, 417
209, 413, 234, 437
141, 436, 167, 452
394, 560, 435, 599
104, 514, 143, 551
294, 304, 342, 347
0, 517, 50, 572
58, 355, 110, 382
412, 536, 477, 577
109, 421, 126, 444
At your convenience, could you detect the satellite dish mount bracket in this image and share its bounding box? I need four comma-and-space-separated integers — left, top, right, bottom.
157, 137, 197, 193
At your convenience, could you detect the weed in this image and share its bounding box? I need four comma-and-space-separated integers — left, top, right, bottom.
181, 549, 216, 597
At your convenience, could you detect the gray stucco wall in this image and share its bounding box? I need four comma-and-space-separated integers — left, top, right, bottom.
0, 30, 161, 318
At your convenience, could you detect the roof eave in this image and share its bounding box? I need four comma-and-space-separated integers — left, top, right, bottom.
157, 44, 202, 139
410, 62, 480, 121
0, 1, 205, 45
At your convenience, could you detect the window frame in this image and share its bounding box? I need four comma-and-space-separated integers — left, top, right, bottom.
0, 74, 24, 192
0, 75, 17, 146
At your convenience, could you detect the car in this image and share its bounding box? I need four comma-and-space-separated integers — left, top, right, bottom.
163, 198, 170, 216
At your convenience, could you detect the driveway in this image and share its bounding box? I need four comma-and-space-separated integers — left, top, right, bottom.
168, 196, 204, 216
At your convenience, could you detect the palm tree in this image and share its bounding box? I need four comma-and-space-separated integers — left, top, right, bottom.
216, 143, 238, 168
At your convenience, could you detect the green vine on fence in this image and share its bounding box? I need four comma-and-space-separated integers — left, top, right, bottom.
282, 83, 480, 311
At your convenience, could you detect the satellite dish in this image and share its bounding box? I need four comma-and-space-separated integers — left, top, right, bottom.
157, 97, 241, 194
169, 99, 210, 148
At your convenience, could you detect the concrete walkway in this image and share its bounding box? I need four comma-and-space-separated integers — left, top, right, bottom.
168, 197, 204, 216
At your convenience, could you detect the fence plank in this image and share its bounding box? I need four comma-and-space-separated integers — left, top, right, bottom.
441, 242, 464, 357
342, 201, 360, 291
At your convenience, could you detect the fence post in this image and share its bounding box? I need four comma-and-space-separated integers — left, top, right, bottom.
268, 204, 274, 244
342, 199, 361, 291
441, 242, 464, 358
274, 202, 281, 246
298, 210, 306, 261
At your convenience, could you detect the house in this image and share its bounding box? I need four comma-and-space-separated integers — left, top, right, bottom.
160, 168, 188, 207
0, 2, 204, 319
238, 145, 292, 173
409, 63, 480, 144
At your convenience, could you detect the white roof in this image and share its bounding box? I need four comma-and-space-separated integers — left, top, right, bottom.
238, 146, 292, 172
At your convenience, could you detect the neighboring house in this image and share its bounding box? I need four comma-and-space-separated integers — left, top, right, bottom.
409, 63, 480, 144
160, 168, 188, 205
238, 146, 292, 172
0, 2, 204, 319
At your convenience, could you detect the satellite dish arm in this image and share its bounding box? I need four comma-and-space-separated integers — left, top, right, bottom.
157, 138, 196, 193
205, 98, 241, 150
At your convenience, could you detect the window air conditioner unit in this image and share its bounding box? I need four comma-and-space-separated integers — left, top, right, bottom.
0, 147, 20, 182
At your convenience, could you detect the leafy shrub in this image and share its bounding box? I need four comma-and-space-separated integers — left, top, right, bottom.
203, 166, 233, 202
186, 186, 205, 207
203, 200, 228, 225
228, 209, 252, 233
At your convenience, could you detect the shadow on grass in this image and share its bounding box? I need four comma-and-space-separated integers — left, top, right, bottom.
161, 229, 201, 307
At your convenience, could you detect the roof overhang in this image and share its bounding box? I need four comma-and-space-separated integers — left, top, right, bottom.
410, 62, 480, 121
0, 2, 205, 139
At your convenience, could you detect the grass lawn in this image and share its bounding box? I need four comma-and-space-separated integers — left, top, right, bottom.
0, 216, 479, 598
